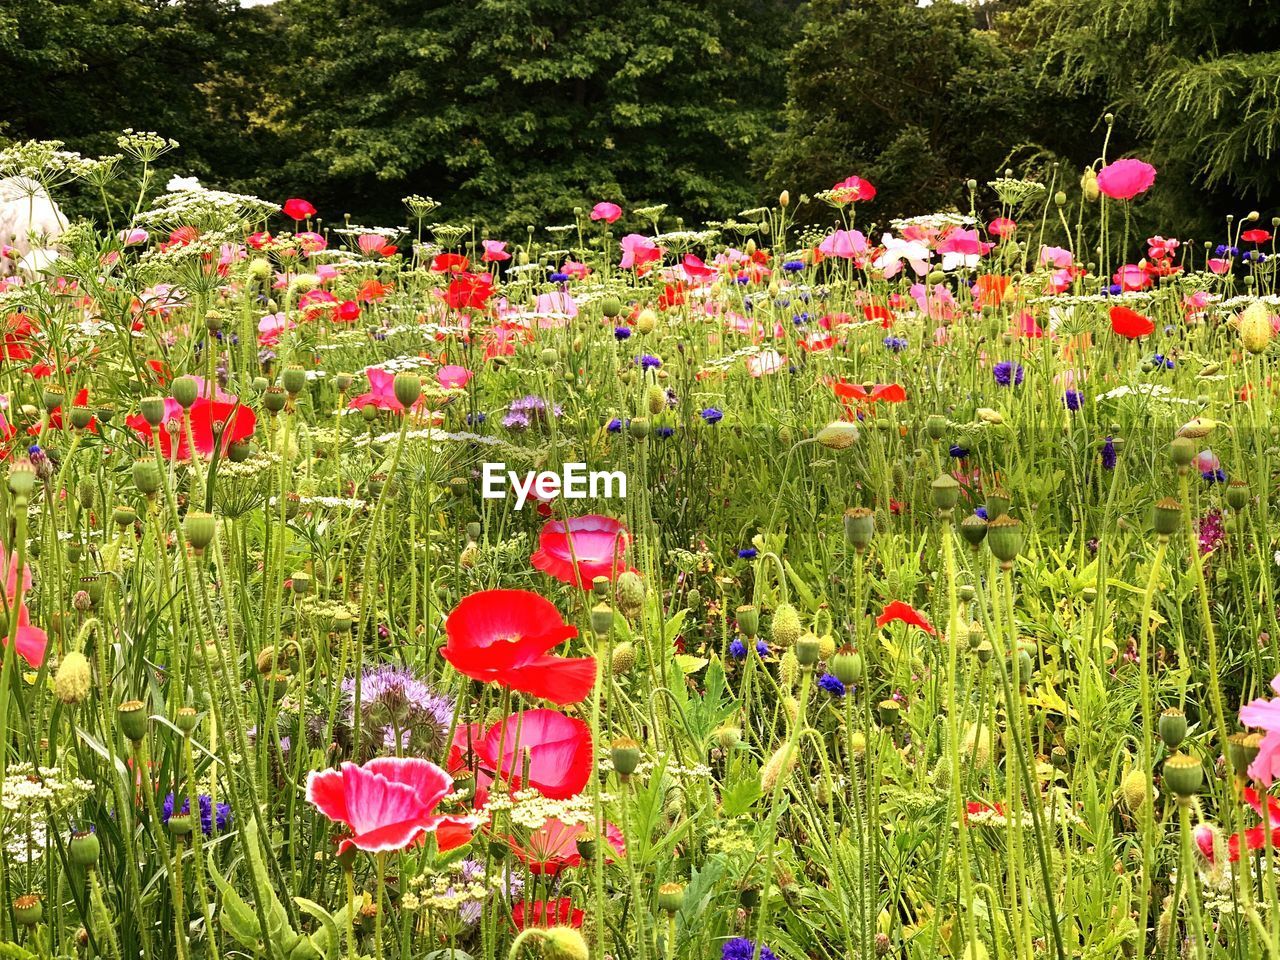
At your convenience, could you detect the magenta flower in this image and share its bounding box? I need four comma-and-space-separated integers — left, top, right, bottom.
590, 202, 622, 224
817, 229, 868, 260
619, 234, 661, 271
1096, 159, 1157, 200
482, 239, 510, 262
1241, 674, 1280, 785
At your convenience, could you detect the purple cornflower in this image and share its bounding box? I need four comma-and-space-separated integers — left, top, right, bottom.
655, 426, 675, 438
737, 547, 758, 559
993, 361, 1024, 387
614, 326, 632, 340
606, 417, 624, 432
883, 335, 908, 352
729, 639, 747, 659
755, 639, 768, 656
723, 939, 777, 960
636, 354, 662, 371
549, 272, 570, 283
1202, 468, 1227, 484
502, 394, 561, 431
1063, 389, 1082, 411
949, 444, 969, 459
701, 407, 724, 424
975, 506, 988, 520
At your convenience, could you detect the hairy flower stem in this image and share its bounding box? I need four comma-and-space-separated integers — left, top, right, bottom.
1136, 536, 1168, 947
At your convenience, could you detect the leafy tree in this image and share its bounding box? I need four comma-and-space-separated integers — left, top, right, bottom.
272, 0, 798, 230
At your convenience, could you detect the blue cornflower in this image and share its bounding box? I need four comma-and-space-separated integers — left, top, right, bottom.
975, 506, 989, 520
606, 418, 624, 433
755, 640, 768, 656
1151, 354, 1175, 370
949, 444, 969, 459
818, 673, 846, 697
1104, 284, 1123, 296
723, 939, 777, 960
655, 426, 675, 438
162, 793, 232, 837
737, 547, 758, 560
993, 361, 1024, 387
636, 354, 662, 371
465, 412, 487, 426
614, 326, 632, 340
1214, 244, 1240, 258
1202, 468, 1227, 484
549, 272, 570, 283
729, 639, 747, 660
792, 312, 810, 325
883, 336, 908, 352
783, 260, 805, 273
700, 407, 724, 424
1063, 389, 1082, 411
1101, 436, 1117, 470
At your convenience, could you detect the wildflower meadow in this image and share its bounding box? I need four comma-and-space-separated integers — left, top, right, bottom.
4, 117, 1280, 960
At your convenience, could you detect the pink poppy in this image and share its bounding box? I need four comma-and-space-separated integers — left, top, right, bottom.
294, 231, 327, 253
1113, 264, 1152, 291
817, 229, 869, 260
357, 234, 397, 257
1241, 672, 1280, 786
348, 366, 424, 413
509, 816, 625, 875
681, 254, 717, 281
831, 175, 876, 203
1147, 236, 1179, 261
590, 202, 623, 224
282, 198, 317, 220
119, 228, 149, 246
987, 218, 1017, 238
531, 515, 634, 588
436, 365, 473, 389
561, 260, 591, 279
482, 240, 511, 263
1096, 159, 1156, 200
619, 234, 662, 271
746, 349, 787, 377
0, 540, 47, 669
1208, 258, 1233, 275
1038, 245, 1073, 269
306, 757, 476, 854
477, 710, 594, 799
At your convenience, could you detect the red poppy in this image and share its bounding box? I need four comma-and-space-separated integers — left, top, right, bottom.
826, 377, 907, 410
973, 275, 1011, 309
33, 387, 96, 434
1195, 787, 1280, 864
2, 314, 37, 361
127, 396, 256, 460
987, 218, 1017, 238
446, 272, 495, 310
964, 801, 1007, 823
875, 600, 935, 635
441, 589, 596, 704
508, 816, 626, 875
861, 304, 892, 324
1109, 305, 1154, 338
512, 898, 584, 930
476, 709, 594, 799
305, 757, 476, 854
282, 198, 316, 220
831, 175, 876, 203
431, 253, 471, 274
531, 515, 634, 588
1243, 229, 1272, 245
335, 300, 361, 322
357, 279, 391, 302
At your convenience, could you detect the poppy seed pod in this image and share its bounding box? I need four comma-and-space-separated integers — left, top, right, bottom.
610, 737, 642, 779
657, 881, 686, 914
140, 395, 167, 427
1226, 479, 1250, 510
984, 488, 1011, 519
70, 404, 93, 429
628, 416, 650, 439
1152, 497, 1182, 540
1163, 752, 1203, 800
7, 459, 36, 498
795, 633, 822, 668
877, 699, 902, 727
930, 474, 961, 513
69, 829, 100, 867
1169, 436, 1196, 470
172, 376, 199, 409
830, 645, 864, 686
843, 507, 875, 552
132, 458, 161, 495
1158, 707, 1187, 750
167, 813, 194, 838
117, 699, 148, 742
925, 414, 948, 440
175, 706, 199, 734
986, 515, 1024, 566
42, 385, 65, 412
12, 895, 42, 927
736, 605, 759, 638
263, 386, 288, 414
184, 511, 216, 552
1226, 731, 1262, 774
590, 603, 615, 637
282, 365, 307, 396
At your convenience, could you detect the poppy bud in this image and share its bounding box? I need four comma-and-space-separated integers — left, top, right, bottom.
53, 651, 92, 706
958, 584, 976, 602
925, 414, 947, 440
771, 603, 802, 648
1054, 191, 1067, 206
986, 515, 1024, 567
645, 384, 666, 415
541, 927, 590, 960
1081, 168, 1100, 202
172, 376, 199, 409
815, 421, 858, 450
930, 474, 961, 513
390, 372, 421, 409
1239, 301, 1272, 354
1226, 480, 1249, 510
281, 365, 307, 396
795, 633, 822, 668
117, 699, 148, 742
715, 723, 742, 750
591, 603, 615, 637
1169, 436, 1195, 469
1119, 768, 1152, 814
611, 641, 635, 675
1151, 497, 1182, 540
1158, 707, 1187, 750
601, 296, 622, 318
228, 440, 251, 462
636, 309, 657, 334
1163, 752, 1203, 800
843, 507, 875, 552
334, 372, 354, 393
628, 416, 650, 439
12, 894, 42, 927
615, 571, 645, 617
737, 605, 759, 638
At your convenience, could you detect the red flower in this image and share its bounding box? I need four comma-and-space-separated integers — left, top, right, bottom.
441, 589, 596, 704
1196, 788, 1280, 864
512, 898, 584, 930
431, 253, 471, 274
987, 218, 1017, 238
1243, 229, 1272, 245
875, 600, 935, 635
508, 816, 625, 875
282, 198, 316, 220
336, 300, 361, 322
531, 515, 634, 588
973, 275, 1011, 309
1109, 305, 1155, 338
0, 539, 47, 669
127, 396, 256, 460
305, 757, 475, 854
827, 377, 907, 413
831, 175, 876, 203
445, 272, 495, 311
476, 709, 594, 799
